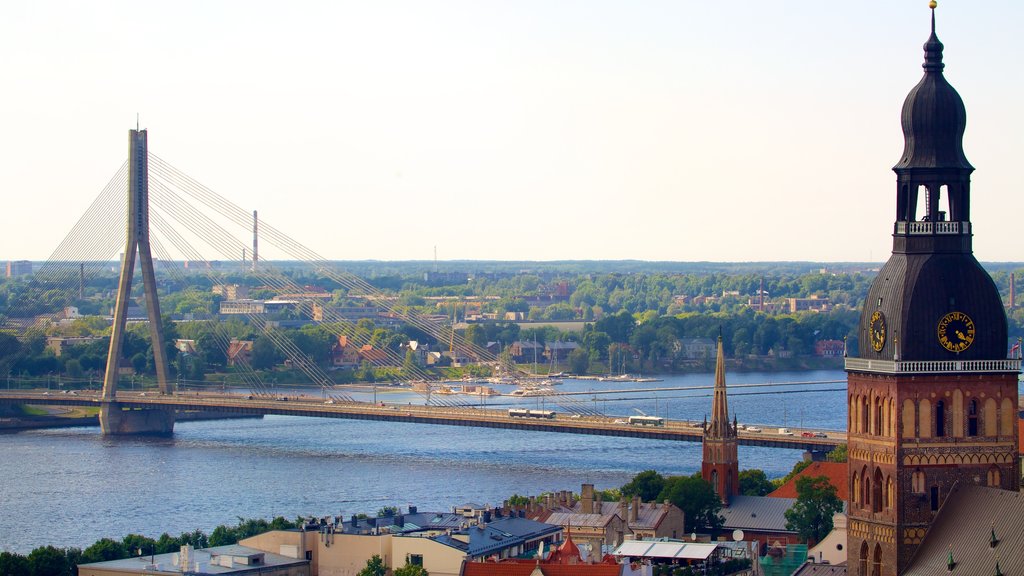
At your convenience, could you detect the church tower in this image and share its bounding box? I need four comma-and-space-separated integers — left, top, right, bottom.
702, 336, 739, 505
845, 5, 1020, 575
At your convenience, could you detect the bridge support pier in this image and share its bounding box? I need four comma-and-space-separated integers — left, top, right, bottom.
803, 449, 829, 462
99, 402, 175, 436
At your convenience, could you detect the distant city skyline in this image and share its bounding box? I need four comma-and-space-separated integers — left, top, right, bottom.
2, 1, 1021, 263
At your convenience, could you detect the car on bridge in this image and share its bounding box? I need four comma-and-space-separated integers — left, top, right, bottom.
745, 426, 762, 433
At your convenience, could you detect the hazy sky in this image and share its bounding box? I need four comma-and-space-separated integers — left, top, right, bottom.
2, 2, 1020, 263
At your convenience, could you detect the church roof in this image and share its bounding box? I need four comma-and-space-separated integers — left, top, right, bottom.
718, 496, 796, 533
768, 461, 848, 502
903, 484, 1024, 576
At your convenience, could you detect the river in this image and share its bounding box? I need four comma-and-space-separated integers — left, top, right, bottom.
0, 369, 847, 554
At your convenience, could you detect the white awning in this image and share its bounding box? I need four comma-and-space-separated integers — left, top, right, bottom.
612, 540, 719, 560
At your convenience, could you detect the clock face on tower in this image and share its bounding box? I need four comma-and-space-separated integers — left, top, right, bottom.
937, 311, 976, 353
869, 311, 886, 352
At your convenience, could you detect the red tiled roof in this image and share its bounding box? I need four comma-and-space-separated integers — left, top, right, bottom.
768, 461, 848, 501
462, 562, 620, 576
1018, 418, 1024, 455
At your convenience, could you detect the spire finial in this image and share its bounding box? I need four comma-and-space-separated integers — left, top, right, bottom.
923, 1, 944, 72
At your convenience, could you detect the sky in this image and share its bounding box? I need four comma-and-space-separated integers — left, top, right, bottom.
1, 1, 1021, 264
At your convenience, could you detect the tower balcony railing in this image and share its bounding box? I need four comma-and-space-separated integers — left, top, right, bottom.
845, 357, 1020, 374
894, 221, 970, 235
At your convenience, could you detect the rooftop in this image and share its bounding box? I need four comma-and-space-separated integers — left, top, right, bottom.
719, 496, 797, 533
903, 484, 1024, 576
769, 461, 849, 502
77, 544, 307, 575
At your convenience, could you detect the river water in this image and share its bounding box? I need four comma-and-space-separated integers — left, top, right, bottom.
0, 369, 848, 554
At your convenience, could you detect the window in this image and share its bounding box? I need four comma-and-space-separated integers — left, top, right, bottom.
967, 399, 978, 437
930, 486, 940, 512
911, 470, 925, 493
935, 400, 945, 437
987, 467, 1001, 488
409, 554, 423, 566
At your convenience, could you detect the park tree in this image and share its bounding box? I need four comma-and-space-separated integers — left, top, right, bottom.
826, 444, 847, 463
738, 469, 775, 497
621, 470, 666, 502
658, 474, 724, 533
784, 475, 843, 544
357, 554, 387, 576
250, 336, 280, 370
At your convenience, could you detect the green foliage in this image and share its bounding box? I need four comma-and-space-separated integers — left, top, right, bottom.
394, 562, 430, 576
27, 545, 72, 576
658, 474, 724, 533
826, 444, 847, 463
357, 554, 387, 576
0, 551, 30, 576
208, 516, 299, 547
784, 475, 844, 544
506, 494, 530, 507
739, 469, 775, 497
377, 506, 399, 517
80, 538, 127, 564
621, 470, 666, 502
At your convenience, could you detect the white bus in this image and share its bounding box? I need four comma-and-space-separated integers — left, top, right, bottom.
509, 408, 556, 419
628, 415, 665, 427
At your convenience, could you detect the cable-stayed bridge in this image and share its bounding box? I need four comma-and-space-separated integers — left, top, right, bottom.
1, 129, 841, 448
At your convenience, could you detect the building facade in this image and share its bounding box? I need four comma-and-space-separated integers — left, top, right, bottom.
844, 7, 1021, 575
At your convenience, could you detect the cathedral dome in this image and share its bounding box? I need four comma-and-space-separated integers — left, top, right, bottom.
893, 14, 972, 171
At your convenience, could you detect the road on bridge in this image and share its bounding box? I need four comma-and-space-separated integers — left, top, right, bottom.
0, 389, 846, 451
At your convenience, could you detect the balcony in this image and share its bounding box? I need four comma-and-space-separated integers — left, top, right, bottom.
893, 221, 970, 235
845, 357, 1020, 374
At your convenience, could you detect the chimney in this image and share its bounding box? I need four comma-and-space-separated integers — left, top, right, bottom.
581, 484, 594, 514
619, 497, 628, 522
483, 510, 492, 523
595, 490, 603, 513
409, 505, 417, 515
529, 496, 537, 512
396, 515, 404, 527
631, 495, 639, 522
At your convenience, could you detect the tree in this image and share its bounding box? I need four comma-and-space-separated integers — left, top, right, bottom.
621, 470, 665, 502
26, 545, 71, 576
826, 444, 847, 463
0, 551, 29, 576
81, 538, 128, 564
658, 474, 724, 533
738, 469, 775, 497
250, 336, 280, 370
784, 475, 843, 544
394, 563, 429, 576
357, 554, 387, 576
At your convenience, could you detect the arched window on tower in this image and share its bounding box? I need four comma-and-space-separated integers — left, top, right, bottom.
859, 541, 869, 576
987, 467, 1001, 488
935, 400, 946, 437
872, 543, 882, 576
710, 470, 719, 495
967, 399, 978, 437
919, 399, 932, 439
912, 469, 925, 493
1002, 398, 1015, 436
952, 389, 963, 438
862, 466, 871, 509
984, 398, 997, 436
874, 396, 883, 436
852, 471, 861, 506
886, 475, 895, 509
938, 184, 950, 221
914, 184, 930, 222
902, 399, 916, 438
872, 468, 883, 513
862, 395, 870, 435
930, 486, 940, 512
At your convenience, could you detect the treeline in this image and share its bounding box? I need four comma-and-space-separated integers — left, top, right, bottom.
0, 517, 298, 576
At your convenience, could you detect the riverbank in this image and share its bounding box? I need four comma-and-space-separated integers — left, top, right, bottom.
0, 408, 263, 432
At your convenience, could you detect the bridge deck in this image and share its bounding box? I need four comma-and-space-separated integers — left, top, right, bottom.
0, 390, 844, 451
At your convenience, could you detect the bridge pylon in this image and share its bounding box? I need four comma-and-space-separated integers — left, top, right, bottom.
99, 129, 174, 435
